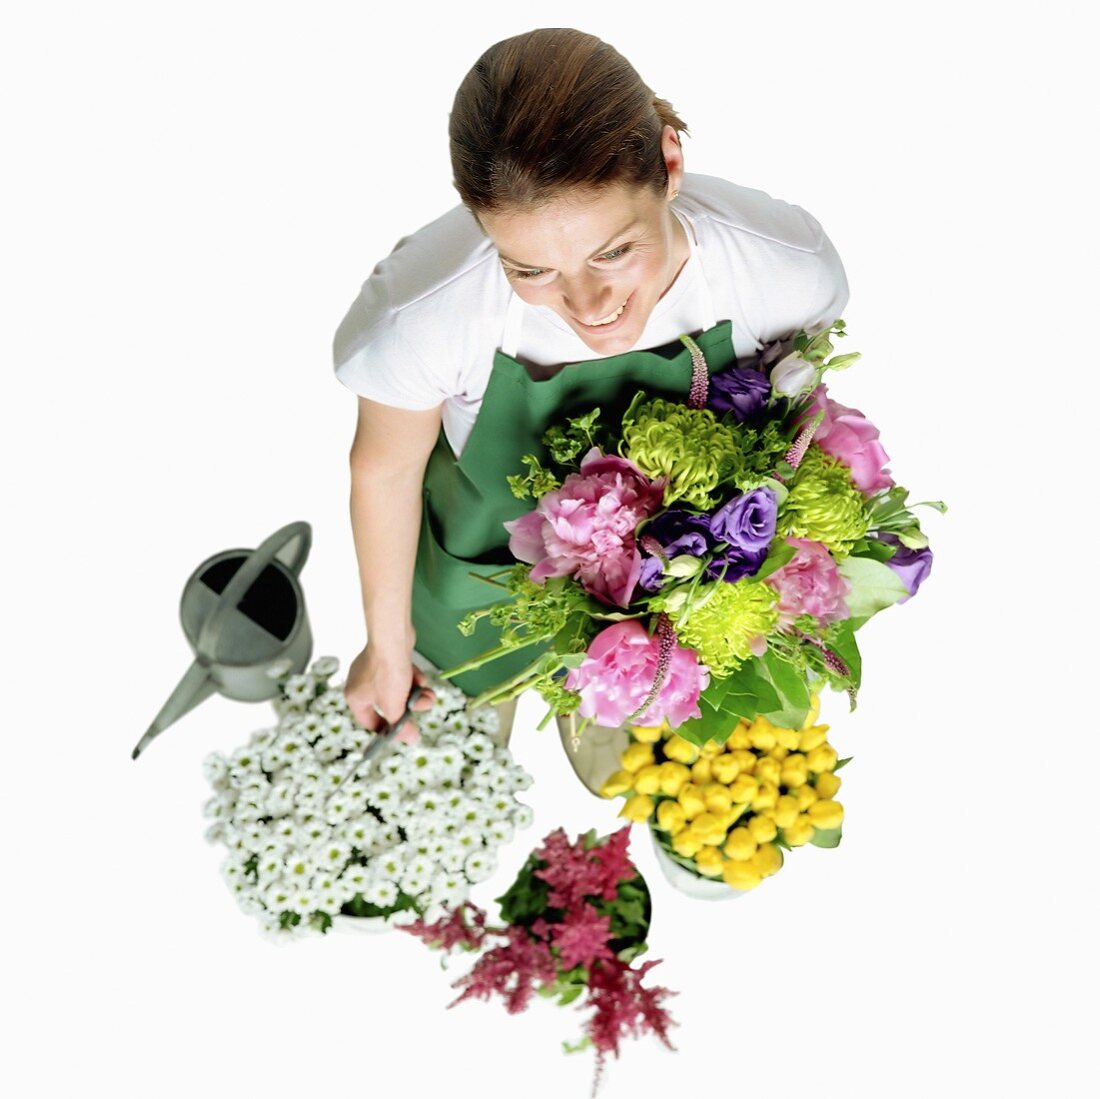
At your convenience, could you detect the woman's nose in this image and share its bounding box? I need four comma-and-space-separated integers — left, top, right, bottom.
562, 280, 614, 325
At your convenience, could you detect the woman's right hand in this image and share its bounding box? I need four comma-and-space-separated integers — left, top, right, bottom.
344, 643, 436, 745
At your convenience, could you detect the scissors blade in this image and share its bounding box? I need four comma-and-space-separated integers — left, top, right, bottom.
325, 685, 423, 805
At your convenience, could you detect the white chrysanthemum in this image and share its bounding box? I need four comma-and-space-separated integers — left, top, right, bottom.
404, 854, 437, 881
366, 782, 397, 812
220, 854, 250, 884
310, 655, 340, 679
438, 845, 468, 874
273, 731, 309, 767
297, 817, 330, 847
236, 798, 266, 825
254, 849, 285, 882
453, 826, 483, 853
282, 852, 315, 882
339, 862, 371, 896
323, 790, 359, 826
236, 892, 266, 916
429, 870, 469, 908
311, 838, 351, 873
341, 815, 378, 850
468, 705, 501, 733
363, 878, 399, 908
462, 732, 495, 759
316, 688, 348, 713
511, 804, 534, 830
376, 824, 402, 848
299, 712, 324, 738
323, 713, 354, 740
263, 878, 294, 910
293, 784, 322, 814
374, 850, 407, 880
434, 731, 464, 749
204, 820, 229, 845
266, 657, 295, 681
448, 714, 471, 736
485, 769, 515, 795
249, 726, 279, 750
509, 765, 534, 792
312, 733, 344, 765
269, 816, 301, 846
485, 821, 514, 846
464, 850, 497, 883
389, 907, 421, 928
288, 887, 320, 916
201, 751, 231, 787
263, 782, 294, 818
408, 816, 442, 840
485, 793, 513, 817
309, 871, 348, 913
400, 874, 428, 898
282, 674, 315, 705
420, 715, 445, 736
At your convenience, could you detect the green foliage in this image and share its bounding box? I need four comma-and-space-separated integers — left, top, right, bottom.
507, 453, 561, 500
542, 407, 604, 467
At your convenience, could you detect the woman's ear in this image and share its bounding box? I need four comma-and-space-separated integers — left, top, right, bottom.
661, 124, 685, 196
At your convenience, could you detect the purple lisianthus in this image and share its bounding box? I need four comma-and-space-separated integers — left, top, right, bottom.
635, 510, 712, 592
709, 487, 778, 554
706, 365, 772, 422
879, 533, 933, 603
704, 543, 769, 583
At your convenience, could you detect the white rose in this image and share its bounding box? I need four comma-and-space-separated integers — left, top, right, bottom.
770, 352, 816, 397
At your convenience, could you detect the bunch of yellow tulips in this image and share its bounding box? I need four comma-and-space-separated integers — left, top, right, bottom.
600, 698, 846, 892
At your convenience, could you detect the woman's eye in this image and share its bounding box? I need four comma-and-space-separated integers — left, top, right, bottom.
510, 267, 545, 280
600, 245, 631, 261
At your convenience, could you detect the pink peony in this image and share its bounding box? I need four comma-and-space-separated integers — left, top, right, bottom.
564, 619, 709, 728
800, 385, 894, 494
766, 537, 852, 629
503, 447, 665, 607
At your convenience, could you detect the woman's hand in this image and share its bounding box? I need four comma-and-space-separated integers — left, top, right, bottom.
344, 643, 436, 745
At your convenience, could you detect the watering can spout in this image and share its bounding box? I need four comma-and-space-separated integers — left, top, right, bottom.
131, 659, 218, 760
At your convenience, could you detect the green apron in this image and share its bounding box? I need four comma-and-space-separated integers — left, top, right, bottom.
412, 219, 737, 696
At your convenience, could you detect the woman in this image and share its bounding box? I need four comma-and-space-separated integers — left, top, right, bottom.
333, 28, 849, 793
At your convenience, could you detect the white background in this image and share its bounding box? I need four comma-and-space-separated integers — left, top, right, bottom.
4, 2, 1096, 1096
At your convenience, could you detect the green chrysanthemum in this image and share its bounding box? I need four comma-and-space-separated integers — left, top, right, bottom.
776, 444, 870, 558
620, 396, 741, 509
671, 580, 779, 677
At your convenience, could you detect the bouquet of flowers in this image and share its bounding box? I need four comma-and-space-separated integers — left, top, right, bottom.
401, 826, 676, 1096
603, 695, 847, 893
202, 655, 533, 943
442, 320, 943, 745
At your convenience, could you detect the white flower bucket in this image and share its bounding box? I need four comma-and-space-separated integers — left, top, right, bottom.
649, 830, 748, 901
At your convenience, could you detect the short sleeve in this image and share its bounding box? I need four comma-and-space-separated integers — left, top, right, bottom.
332, 273, 452, 411
791, 207, 850, 336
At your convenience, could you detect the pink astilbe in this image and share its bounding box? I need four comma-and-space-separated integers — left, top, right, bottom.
447, 924, 559, 1015
585, 957, 679, 1096
401, 901, 488, 952
534, 828, 611, 908
550, 906, 616, 971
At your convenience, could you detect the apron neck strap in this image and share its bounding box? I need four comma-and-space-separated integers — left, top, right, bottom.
499, 204, 716, 358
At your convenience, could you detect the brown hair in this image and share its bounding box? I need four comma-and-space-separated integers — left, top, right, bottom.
449, 28, 689, 215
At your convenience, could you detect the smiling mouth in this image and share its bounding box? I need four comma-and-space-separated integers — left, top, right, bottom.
575, 292, 633, 329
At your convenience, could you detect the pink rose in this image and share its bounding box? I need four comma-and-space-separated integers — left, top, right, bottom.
766, 537, 851, 629
801, 385, 894, 494
564, 619, 709, 728
503, 447, 665, 607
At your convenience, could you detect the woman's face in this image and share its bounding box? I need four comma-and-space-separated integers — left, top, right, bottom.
477, 127, 688, 356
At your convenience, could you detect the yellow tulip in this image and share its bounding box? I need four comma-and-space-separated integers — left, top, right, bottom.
630, 723, 666, 743
751, 781, 779, 812
806, 744, 838, 775
780, 754, 809, 790
751, 842, 784, 878
694, 846, 725, 877
784, 815, 815, 847
599, 770, 636, 799
815, 772, 842, 800
747, 717, 777, 751
620, 741, 656, 773
655, 799, 687, 834
773, 795, 800, 829
664, 734, 700, 765
795, 784, 819, 811
728, 774, 759, 804
723, 826, 757, 861
709, 754, 740, 785
701, 737, 725, 758
776, 727, 802, 750
727, 726, 752, 750
768, 745, 790, 761
690, 756, 714, 786
672, 830, 704, 857
633, 764, 663, 796
619, 794, 656, 823
808, 799, 845, 830
731, 749, 758, 774
702, 783, 733, 813
799, 724, 829, 753
658, 761, 691, 797
722, 860, 762, 890
748, 814, 778, 844
754, 757, 782, 787
690, 812, 727, 845
677, 783, 707, 820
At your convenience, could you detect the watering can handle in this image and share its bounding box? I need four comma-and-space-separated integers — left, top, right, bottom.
196, 521, 312, 660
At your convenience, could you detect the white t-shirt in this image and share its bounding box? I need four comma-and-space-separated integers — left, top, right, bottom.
333, 171, 850, 458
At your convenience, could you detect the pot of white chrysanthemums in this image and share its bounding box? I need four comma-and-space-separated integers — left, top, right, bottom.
203, 655, 534, 944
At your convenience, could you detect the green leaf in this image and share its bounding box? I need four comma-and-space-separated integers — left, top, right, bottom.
809, 827, 843, 849
558, 985, 584, 1006
753, 538, 799, 581
828, 620, 863, 690
834, 756, 853, 771
838, 556, 909, 619
757, 649, 811, 728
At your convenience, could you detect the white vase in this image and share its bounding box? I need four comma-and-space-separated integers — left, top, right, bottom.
329, 913, 396, 935
649, 830, 749, 901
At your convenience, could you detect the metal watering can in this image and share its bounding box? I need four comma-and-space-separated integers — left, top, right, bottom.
131, 521, 313, 760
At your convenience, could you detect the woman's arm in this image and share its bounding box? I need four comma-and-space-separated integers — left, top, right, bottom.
345, 395, 443, 731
